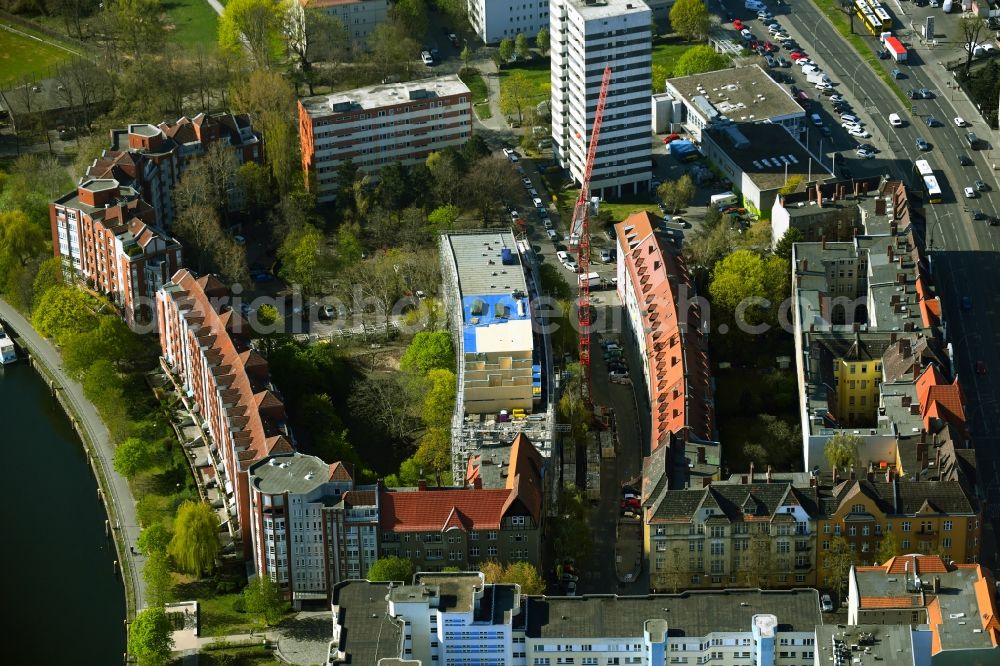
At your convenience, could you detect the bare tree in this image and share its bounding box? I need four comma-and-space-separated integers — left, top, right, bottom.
960, 15, 987, 77
204, 142, 241, 220
285, 6, 349, 95
462, 155, 521, 226
54, 57, 113, 131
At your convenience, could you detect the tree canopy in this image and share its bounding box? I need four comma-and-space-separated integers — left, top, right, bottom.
670, 0, 712, 42
877, 530, 901, 565
143, 551, 174, 608
168, 501, 221, 577
128, 607, 173, 666
708, 249, 788, 329
367, 555, 415, 582
113, 437, 158, 478
218, 0, 283, 68
673, 45, 730, 77
400, 331, 454, 375
824, 432, 862, 472
137, 523, 173, 555
244, 575, 286, 626
481, 560, 546, 594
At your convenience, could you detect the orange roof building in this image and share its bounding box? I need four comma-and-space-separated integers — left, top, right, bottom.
915, 365, 967, 435
614, 212, 714, 449
157, 270, 294, 557
849, 555, 1000, 659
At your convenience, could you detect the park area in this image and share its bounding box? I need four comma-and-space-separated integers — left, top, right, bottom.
0, 26, 72, 88
162, 0, 221, 48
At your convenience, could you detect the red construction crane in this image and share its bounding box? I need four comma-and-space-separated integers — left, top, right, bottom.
569, 65, 612, 407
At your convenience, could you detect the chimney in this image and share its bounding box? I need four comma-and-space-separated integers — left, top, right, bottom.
802, 259, 808, 272
473, 476, 482, 490
875, 197, 886, 216
750, 461, 755, 482
933, 576, 941, 594
822, 235, 827, 250
418, 479, 427, 491
934, 446, 941, 473
808, 187, 815, 203
698, 447, 706, 464
885, 465, 892, 483
893, 474, 900, 513
833, 465, 839, 484
766, 465, 773, 483
849, 466, 856, 481
854, 180, 860, 197
810, 476, 817, 487
917, 441, 928, 470
742, 475, 749, 484
816, 182, 823, 207
887, 245, 894, 262
890, 332, 897, 344
912, 363, 920, 379
890, 221, 898, 236
867, 461, 875, 482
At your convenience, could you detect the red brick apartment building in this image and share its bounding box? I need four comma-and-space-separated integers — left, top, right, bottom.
157, 269, 294, 555
83, 112, 261, 228
297, 74, 472, 202
49, 178, 182, 327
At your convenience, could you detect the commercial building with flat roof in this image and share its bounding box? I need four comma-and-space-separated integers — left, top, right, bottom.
551, 0, 653, 198
701, 122, 833, 215
329, 577, 825, 666
298, 75, 472, 202
665, 65, 805, 143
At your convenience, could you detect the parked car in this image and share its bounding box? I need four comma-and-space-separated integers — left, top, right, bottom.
821, 594, 834, 612
546, 229, 559, 241
600, 248, 613, 263
503, 147, 520, 161
420, 51, 434, 65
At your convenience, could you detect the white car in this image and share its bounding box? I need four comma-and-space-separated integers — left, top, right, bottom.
856, 149, 875, 159
503, 147, 520, 161
546, 228, 558, 241
829, 94, 845, 103
421, 51, 434, 65
954, 117, 967, 127
521, 177, 532, 187
768, 24, 783, 33
564, 260, 578, 273
964, 186, 977, 198
796, 58, 814, 67
815, 81, 833, 90
543, 218, 554, 229
510, 210, 521, 221
802, 65, 820, 75
840, 113, 860, 124
849, 127, 871, 138
532, 197, 544, 207
821, 594, 834, 612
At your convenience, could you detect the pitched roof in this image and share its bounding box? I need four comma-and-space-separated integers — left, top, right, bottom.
647, 480, 821, 523
615, 212, 713, 447
379, 488, 515, 531
828, 479, 976, 516
503, 433, 544, 523
916, 365, 966, 433
329, 461, 354, 482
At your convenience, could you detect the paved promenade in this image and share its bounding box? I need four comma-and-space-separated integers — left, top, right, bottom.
0, 297, 146, 613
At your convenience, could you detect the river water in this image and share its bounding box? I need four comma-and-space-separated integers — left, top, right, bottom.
2, 360, 126, 664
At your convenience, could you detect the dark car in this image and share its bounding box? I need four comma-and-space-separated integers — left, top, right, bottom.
976, 179, 989, 191
959, 154, 973, 166
925, 116, 940, 127
972, 210, 987, 221
907, 89, 920, 99
962, 296, 972, 310
915, 137, 930, 151
790, 85, 801, 96
918, 88, 933, 98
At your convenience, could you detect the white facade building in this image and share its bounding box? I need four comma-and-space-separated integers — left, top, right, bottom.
468, 0, 550, 44
330, 578, 825, 666
291, 0, 390, 44
247, 453, 379, 607
550, 0, 653, 199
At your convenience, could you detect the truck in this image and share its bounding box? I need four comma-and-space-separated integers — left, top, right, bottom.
578, 272, 602, 289
807, 71, 831, 85
710, 191, 739, 208
883, 36, 907, 62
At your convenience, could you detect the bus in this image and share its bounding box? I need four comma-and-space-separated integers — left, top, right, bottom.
914, 160, 943, 204
855, 0, 892, 34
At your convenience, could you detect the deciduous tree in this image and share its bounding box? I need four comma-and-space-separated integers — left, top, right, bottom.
463, 155, 521, 225
824, 536, 856, 595
31, 286, 101, 342
824, 432, 862, 473
143, 551, 173, 608
774, 227, 804, 261
877, 530, 901, 565
497, 37, 514, 66
400, 331, 454, 375
243, 575, 286, 626
656, 174, 695, 214
421, 368, 457, 430
105, 0, 165, 61
536, 26, 550, 55
673, 44, 730, 76
137, 523, 173, 555
128, 607, 173, 666
499, 71, 533, 126
278, 223, 325, 294
515, 32, 530, 60
285, 8, 348, 95
960, 15, 987, 77
168, 501, 221, 577
708, 249, 787, 328
0, 209, 44, 268
367, 555, 415, 582
414, 427, 451, 484
427, 204, 460, 232
481, 560, 545, 593
113, 436, 157, 478
230, 70, 298, 193
218, 0, 283, 68
669, 0, 712, 42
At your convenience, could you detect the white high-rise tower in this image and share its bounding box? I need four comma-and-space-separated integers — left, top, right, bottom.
550, 0, 652, 199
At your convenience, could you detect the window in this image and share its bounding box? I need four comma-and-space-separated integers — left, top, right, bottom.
944, 520, 953, 531
777, 541, 790, 554
902, 539, 910, 549
862, 525, 870, 536
851, 504, 865, 513
470, 531, 479, 541
710, 526, 725, 538
822, 540, 830, 550
902, 521, 911, 532
710, 542, 725, 556
848, 526, 857, 536
691, 575, 700, 584
942, 537, 952, 548
834, 525, 841, 536
488, 546, 498, 557
824, 525, 831, 534
488, 531, 498, 540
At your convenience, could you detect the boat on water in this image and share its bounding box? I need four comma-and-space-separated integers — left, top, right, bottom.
0, 324, 16, 364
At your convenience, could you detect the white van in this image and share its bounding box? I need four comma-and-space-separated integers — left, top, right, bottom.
942, 0, 953, 11
710, 192, 739, 208
889, 113, 903, 127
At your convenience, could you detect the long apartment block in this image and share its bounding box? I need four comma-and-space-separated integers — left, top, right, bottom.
298, 75, 472, 202
551, 0, 652, 198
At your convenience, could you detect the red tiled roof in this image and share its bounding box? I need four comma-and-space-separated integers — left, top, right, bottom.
860, 596, 917, 609
380, 488, 514, 531
615, 212, 713, 447
329, 461, 354, 482
916, 365, 966, 432
883, 554, 949, 575
343, 489, 375, 507
503, 433, 543, 522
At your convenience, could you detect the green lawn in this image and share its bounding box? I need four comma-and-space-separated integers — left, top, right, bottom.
0, 26, 73, 87
459, 69, 488, 102
651, 39, 689, 79
499, 58, 552, 107
560, 187, 659, 222
162, 0, 220, 48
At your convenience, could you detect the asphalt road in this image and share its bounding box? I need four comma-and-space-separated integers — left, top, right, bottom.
736, 0, 1000, 561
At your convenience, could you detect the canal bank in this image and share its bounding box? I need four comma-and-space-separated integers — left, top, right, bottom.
0, 298, 146, 619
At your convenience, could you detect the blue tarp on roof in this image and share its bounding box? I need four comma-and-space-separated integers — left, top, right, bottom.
462, 293, 531, 354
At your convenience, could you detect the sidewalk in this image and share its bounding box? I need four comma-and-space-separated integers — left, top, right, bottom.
0, 297, 147, 612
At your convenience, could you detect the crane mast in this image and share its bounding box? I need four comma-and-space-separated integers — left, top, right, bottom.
570, 65, 612, 407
